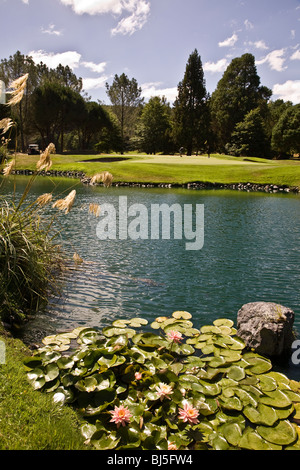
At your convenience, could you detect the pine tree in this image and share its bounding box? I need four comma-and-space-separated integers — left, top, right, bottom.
173, 49, 209, 156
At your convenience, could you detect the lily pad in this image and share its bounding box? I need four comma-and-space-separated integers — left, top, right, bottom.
221, 422, 242, 447
260, 389, 292, 408
227, 365, 246, 381
239, 428, 282, 450
257, 420, 297, 446
243, 403, 278, 426
172, 311, 192, 320
213, 319, 234, 328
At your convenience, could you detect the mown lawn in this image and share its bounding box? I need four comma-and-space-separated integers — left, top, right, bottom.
12, 153, 300, 187
0, 329, 87, 450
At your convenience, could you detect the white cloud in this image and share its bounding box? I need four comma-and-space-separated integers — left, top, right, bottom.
41, 24, 63, 36
272, 80, 300, 104
28, 50, 82, 69
81, 61, 107, 73
291, 49, 300, 61
203, 58, 229, 73
82, 76, 109, 90
59, 0, 151, 35
218, 33, 238, 48
141, 82, 178, 103
59, 0, 124, 15
111, 0, 150, 36
244, 19, 254, 30
256, 49, 287, 72
247, 40, 269, 50
21, 0, 29, 4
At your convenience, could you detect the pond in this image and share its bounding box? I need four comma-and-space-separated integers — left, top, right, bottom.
1, 176, 300, 376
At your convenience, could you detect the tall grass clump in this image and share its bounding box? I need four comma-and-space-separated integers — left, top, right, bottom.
0, 198, 62, 324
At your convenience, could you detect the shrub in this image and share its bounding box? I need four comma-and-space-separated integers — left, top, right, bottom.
24, 312, 300, 450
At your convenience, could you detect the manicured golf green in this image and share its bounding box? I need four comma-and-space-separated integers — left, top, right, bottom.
12, 153, 300, 187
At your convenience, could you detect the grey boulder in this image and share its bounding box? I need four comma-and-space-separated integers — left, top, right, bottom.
237, 302, 295, 357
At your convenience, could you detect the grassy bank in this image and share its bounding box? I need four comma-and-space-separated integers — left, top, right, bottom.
0, 326, 87, 450
12, 153, 300, 188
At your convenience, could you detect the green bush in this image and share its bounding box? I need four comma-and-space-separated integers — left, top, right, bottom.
24, 312, 300, 450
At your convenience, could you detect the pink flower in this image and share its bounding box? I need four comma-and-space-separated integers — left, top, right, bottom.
167, 330, 183, 343
178, 402, 199, 425
109, 405, 132, 428
155, 382, 173, 401
168, 442, 178, 450
134, 372, 142, 381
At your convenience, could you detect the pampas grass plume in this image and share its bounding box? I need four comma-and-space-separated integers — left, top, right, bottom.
52, 189, 76, 214
3, 159, 15, 176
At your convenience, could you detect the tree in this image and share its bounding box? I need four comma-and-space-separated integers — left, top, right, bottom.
0, 51, 84, 152
210, 53, 272, 151
173, 49, 209, 156
31, 81, 85, 151
229, 107, 270, 157
134, 96, 172, 154
77, 101, 112, 151
106, 73, 143, 154
272, 104, 300, 157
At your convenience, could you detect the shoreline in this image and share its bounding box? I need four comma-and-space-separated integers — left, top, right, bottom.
9, 168, 300, 194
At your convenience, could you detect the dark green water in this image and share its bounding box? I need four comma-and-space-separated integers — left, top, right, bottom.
2, 176, 300, 374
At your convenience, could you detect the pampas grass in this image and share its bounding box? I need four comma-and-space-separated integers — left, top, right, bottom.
6, 73, 29, 107
73, 252, 83, 264
35, 193, 53, 207
0, 118, 14, 135
0, 200, 61, 323
3, 159, 15, 176
37, 143, 56, 171
88, 203, 101, 217
90, 171, 113, 187
52, 190, 76, 214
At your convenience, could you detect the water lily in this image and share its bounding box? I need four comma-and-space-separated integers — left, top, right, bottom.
155, 382, 173, 401
109, 405, 132, 428
178, 402, 199, 425
168, 442, 178, 450
167, 330, 183, 343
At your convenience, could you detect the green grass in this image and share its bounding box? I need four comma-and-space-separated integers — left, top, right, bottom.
13, 152, 300, 187
0, 328, 87, 450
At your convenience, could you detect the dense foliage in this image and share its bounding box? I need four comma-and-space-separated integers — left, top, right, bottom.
25, 312, 300, 450
1, 50, 299, 158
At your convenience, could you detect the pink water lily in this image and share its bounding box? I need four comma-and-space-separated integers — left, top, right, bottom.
178, 402, 199, 425
155, 382, 173, 401
109, 405, 132, 428
167, 330, 183, 343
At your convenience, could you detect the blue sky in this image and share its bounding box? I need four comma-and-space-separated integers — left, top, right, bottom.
1, 0, 300, 104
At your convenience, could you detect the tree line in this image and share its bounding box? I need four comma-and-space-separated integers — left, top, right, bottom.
0, 50, 299, 158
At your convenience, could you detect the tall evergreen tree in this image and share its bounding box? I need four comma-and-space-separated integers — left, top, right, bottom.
210, 53, 272, 152
173, 49, 209, 156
